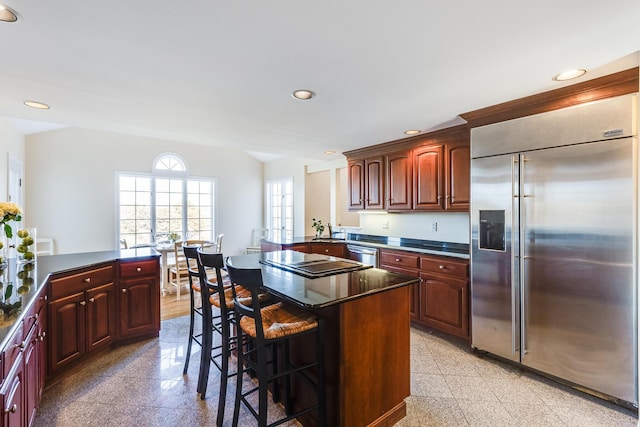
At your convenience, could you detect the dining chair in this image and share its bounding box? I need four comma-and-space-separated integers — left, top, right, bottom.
169, 239, 207, 300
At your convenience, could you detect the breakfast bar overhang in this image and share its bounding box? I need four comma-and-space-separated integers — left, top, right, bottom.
227, 250, 421, 427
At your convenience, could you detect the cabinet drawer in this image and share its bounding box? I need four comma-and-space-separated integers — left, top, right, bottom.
380, 250, 419, 270
309, 244, 345, 258
50, 265, 114, 300
420, 256, 468, 278
119, 259, 158, 278
3, 324, 23, 378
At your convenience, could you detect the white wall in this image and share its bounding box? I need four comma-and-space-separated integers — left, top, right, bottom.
25, 127, 263, 255
0, 118, 26, 202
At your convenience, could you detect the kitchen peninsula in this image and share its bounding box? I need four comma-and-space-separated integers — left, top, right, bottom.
0, 248, 160, 426
227, 250, 421, 427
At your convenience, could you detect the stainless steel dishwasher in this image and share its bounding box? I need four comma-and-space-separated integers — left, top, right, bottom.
346, 244, 379, 267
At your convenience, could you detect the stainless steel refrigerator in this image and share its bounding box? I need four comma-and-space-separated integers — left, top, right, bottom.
470, 93, 638, 406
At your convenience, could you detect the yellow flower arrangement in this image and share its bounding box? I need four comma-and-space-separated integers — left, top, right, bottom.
0, 202, 22, 238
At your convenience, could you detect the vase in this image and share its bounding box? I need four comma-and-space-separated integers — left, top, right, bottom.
315, 230, 323, 239
0, 236, 6, 270
16, 227, 36, 264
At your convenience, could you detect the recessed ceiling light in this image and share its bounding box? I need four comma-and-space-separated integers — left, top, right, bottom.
552, 69, 587, 81
404, 130, 421, 135
24, 100, 50, 110
324, 150, 335, 155
0, 4, 19, 22
292, 90, 315, 100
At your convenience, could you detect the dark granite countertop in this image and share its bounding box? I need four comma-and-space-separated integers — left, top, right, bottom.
0, 248, 160, 351
226, 251, 420, 309
265, 233, 470, 260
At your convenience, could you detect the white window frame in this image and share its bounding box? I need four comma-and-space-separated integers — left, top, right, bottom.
116, 153, 216, 246
266, 177, 294, 241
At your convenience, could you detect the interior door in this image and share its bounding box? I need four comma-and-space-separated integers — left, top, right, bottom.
470, 154, 520, 362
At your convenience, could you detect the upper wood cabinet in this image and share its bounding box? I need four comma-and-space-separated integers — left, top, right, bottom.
386, 150, 413, 211
445, 140, 470, 210
345, 124, 470, 213
348, 156, 385, 211
413, 144, 444, 210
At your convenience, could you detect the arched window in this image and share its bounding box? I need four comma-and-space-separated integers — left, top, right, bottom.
153, 154, 187, 173
117, 153, 215, 249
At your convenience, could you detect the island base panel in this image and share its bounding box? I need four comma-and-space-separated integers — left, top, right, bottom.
288, 286, 411, 426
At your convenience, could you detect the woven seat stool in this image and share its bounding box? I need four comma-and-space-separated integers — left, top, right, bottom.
226, 260, 327, 427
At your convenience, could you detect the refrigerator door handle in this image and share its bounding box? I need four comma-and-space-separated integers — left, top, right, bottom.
511, 155, 520, 356
519, 154, 527, 356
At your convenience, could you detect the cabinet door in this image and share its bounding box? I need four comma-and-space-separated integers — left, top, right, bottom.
36, 309, 47, 405
1, 353, 24, 427
386, 150, 412, 210
119, 277, 160, 339
419, 273, 469, 338
445, 141, 470, 210
86, 283, 116, 353
49, 292, 86, 372
365, 157, 385, 209
347, 159, 365, 210
378, 262, 420, 321
413, 144, 444, 210
24, 325, 38, 427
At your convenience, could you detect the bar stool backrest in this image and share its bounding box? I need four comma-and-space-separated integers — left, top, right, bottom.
225, 261, 266, 340
195, 249, 227, 306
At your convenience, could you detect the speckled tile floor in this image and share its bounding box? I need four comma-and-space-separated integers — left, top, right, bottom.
34, 316, 638, 426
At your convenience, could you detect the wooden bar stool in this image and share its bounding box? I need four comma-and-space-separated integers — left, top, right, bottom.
226, 260, 327, 427
196, 248, 270, 425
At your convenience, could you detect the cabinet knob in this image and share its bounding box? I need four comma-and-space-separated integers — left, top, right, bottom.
5, 404, 17, 414
325, 249, 329, 253
439, 265, 445, 270
136, 267, 142, 272
80, 301, 86, 306
13, 341, 25, 350
84, 277, 91, 283
122, 289, 127, 293
89, 297, 95, 303
39, 331, 46, 342
42, 295, 48, 301
395, 258, 400, 262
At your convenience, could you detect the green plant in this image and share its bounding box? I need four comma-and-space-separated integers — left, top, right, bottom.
312, 218, 325, 235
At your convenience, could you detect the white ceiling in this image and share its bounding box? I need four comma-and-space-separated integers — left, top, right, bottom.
0, 1, 638, 162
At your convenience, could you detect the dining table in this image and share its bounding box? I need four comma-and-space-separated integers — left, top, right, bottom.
225, 249, 420, 427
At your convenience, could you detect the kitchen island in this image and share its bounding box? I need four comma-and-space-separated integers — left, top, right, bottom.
227, 250, 421, 427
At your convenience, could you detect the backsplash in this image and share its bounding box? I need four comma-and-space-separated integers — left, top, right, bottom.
346, 212, 469, 244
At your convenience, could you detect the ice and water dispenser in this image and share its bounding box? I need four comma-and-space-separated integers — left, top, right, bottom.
479, 210, 505, 251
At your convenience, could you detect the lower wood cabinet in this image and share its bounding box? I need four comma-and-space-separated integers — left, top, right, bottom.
0, 286, 46, 427
118, 259, 160, 340
419, 273, 469, 338
380, 248, 470, 339
1, 352, 24, 427
48, 266, 116, 373
0, 254, 160, 426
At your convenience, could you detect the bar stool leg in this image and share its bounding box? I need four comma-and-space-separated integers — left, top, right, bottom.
199, 308, 212, 397
232, 334, 244, 427
217, 316, 231, 427
183, 290, 197, 375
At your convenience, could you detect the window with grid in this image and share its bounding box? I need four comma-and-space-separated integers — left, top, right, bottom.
117, 154, 215, 246
267, 178, 293, 241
